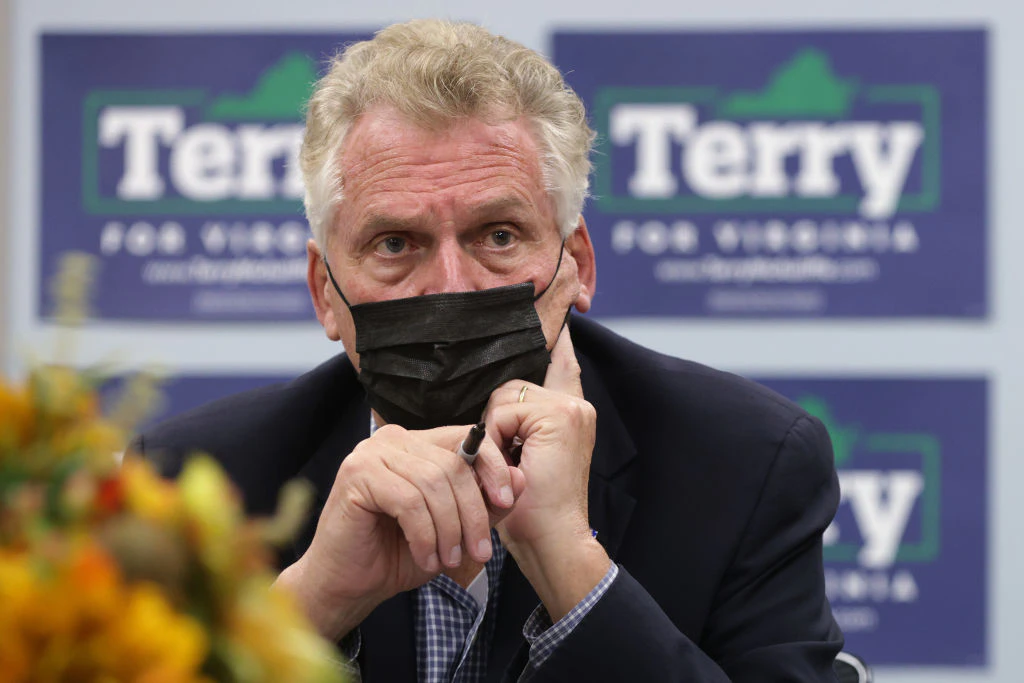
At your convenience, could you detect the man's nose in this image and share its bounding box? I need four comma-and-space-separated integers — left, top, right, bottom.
421, 240, 476, 295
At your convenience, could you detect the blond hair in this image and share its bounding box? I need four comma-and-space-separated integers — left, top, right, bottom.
300, 19, 595, 246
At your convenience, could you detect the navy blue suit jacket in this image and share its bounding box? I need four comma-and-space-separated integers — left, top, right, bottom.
134, 316, 843, 681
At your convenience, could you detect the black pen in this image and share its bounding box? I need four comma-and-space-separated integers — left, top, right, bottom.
457, 422, 487, 465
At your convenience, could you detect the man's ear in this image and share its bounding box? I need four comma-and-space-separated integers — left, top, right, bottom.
306, 239, 342, 341
565, 216, 597, 313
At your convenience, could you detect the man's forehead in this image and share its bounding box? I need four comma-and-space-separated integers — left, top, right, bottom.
358, 194, 536, 229
339, 106, 540, 169
329, 107, 553, 233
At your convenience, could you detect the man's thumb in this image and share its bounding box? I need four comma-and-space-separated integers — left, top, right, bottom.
543, 325, 582, 396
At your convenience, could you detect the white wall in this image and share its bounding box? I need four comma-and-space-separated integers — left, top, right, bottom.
4, 1, 1020, 680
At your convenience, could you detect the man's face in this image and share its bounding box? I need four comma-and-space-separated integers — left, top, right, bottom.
307, 105, 596, 369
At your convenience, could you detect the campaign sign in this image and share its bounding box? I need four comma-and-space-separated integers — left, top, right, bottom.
41, 33, 371, 321
553, 30, 987, 317
758, 378, 987, 666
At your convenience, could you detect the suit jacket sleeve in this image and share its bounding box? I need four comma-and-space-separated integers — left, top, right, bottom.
523, 415, 843, 682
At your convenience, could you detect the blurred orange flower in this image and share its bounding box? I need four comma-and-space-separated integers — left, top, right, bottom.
0, 542, 207, 683
0, 254, 345, 682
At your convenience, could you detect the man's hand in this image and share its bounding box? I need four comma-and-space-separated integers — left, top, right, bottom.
486, 325, 611, 621
276, 424, 525, 641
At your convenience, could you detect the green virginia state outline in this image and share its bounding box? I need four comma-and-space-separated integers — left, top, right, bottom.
205, 52, 317, 121
717, 48, 857, 118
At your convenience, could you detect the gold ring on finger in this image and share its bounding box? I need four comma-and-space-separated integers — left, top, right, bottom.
518, 385, 529, 403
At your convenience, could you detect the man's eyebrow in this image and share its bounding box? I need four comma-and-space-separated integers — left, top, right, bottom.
359, 213, 422, 234
467, 196, 532, 220
359, 197, 533, 234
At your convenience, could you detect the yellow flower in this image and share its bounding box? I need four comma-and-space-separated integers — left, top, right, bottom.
0, 381, 33, 452
74, 420, 125, 461
218, 579, 344, 683
0, 542, 209, 683
29, 365, 99, 424
121, 456, 182, 525
178, 456, 244, 573
102, 582, 209, 681
19, 541, 121, 652
47, 419, 125, 473
0, 551, 36, 681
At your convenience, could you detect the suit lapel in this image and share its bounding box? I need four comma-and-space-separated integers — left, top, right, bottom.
360, 591, 418, 682
579, 348, 638, 559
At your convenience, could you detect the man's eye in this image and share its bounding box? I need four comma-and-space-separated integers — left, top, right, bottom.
375, 236, 407, 255
488, 230, 514, 247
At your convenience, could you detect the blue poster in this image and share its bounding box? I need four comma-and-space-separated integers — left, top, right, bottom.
758, 378, 987, 666
40, 33, 371, 321
554, 30, 987, 317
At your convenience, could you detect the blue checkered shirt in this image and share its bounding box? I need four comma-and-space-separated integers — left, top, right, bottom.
417, 530, 618, 683
338, 531, 618, 682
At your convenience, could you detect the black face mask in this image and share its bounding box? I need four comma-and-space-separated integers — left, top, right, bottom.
324, 248, 565, 430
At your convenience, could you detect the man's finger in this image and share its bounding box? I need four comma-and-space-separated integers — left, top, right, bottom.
376, 424, 498, 565
481, 464, 524, 528
472, 437, 516, 510
543, 324, 583, 397
383, 449, 469, 569
366, 468, 441, 573
485, 465, 526, 527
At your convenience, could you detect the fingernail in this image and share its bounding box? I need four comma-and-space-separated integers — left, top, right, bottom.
426, 553, 440, 572
499, 485, 514, 506
449, 545, 462, 567
477, 538, 492, 560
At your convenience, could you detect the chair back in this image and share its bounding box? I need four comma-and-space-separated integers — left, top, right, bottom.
834, 651, 872, 683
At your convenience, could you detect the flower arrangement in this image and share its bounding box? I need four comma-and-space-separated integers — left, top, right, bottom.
0, 255, 345, 682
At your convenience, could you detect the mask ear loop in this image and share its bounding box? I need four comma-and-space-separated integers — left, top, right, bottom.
322, 258, 353, 307
532, 239, 575, 331
533, 239, 567, 302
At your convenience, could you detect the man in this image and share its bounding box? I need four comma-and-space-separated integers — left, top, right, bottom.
134, 19, 843, 682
